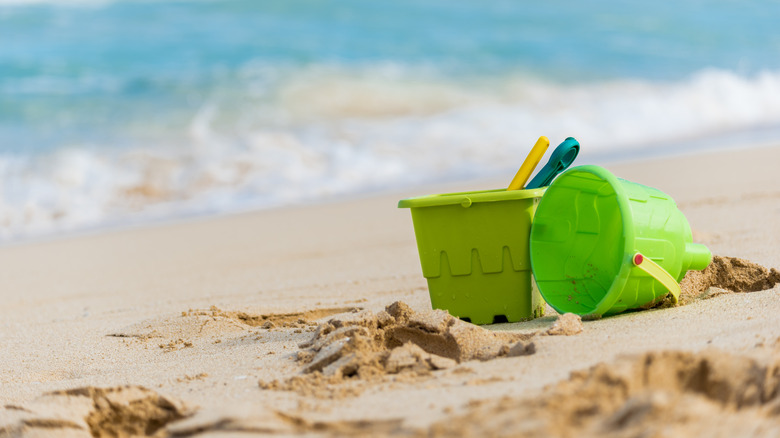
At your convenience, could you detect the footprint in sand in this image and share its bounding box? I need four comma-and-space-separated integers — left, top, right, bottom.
0, 386, 189, 438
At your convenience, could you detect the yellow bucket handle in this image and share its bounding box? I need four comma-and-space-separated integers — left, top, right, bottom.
632, 253, 681, 304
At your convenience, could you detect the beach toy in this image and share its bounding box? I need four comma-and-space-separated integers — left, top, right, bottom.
529, 165, 711, 317
525, 137, 580, 189
398, 187, 546, 324
507, 136, 550, 190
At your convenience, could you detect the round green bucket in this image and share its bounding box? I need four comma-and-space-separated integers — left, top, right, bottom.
529, 165, 711, 317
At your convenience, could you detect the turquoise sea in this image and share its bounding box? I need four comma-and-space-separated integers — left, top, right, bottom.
2, 0, 780, 240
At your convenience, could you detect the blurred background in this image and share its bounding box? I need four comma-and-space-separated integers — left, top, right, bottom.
1, 0, 779, 241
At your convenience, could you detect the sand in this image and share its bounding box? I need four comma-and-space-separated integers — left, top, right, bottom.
259, 302, 536, 399
2, 144, 780, 437
425, 348, 780, 438
1, 386, 189, 438
544, 313, 583, 336
680, 256, 780, 302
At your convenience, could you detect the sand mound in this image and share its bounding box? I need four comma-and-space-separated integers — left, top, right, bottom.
260, 302, 535, 397
544, 313, 583, 336
679, 256, 780, 304
425, 349, 780, 437
0, 386, 189, 438
648, 255, 780, 309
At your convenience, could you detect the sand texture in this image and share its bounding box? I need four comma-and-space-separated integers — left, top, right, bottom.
259, 302, 535, 399
2, 145, 780, 437
425, 348, 780, 438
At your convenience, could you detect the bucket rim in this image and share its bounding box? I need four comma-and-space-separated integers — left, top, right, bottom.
529, 165, 636, 317
398, 187, 546, 209
576, 166, 636, 316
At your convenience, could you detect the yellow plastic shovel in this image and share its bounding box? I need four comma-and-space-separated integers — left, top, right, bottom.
507, 136, 550, 190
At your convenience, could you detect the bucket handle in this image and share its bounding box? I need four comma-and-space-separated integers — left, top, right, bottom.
632, 253, 681, 304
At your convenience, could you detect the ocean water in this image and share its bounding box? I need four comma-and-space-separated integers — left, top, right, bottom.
2, 0, 780, 241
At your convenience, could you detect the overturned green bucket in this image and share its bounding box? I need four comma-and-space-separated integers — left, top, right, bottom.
399, 187, 546, 324
529, 165, 711, 317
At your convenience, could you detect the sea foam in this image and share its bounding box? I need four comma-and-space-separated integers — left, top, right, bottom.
1, 67, 779, 241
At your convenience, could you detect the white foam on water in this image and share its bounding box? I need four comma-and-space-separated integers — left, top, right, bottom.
2, 67, 780, 242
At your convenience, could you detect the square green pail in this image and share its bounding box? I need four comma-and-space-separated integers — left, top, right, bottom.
398, 188, 547, 324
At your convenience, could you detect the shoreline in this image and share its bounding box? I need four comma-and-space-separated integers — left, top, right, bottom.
3, 137, 779, 251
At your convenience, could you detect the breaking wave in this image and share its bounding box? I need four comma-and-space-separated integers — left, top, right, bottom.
2, 67, 780, 241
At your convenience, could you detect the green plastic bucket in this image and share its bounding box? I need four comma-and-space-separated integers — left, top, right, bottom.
398, 188, 547, 324
529, 165, 711, 317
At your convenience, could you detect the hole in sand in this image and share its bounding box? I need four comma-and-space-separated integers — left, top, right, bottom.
6, 386, 190, 437
59, 387, 189, 437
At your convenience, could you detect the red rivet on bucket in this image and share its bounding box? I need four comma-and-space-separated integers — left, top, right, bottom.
633, 253, 643, 265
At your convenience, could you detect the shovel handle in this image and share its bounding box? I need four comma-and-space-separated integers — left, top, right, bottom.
508, 136, 550, 190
